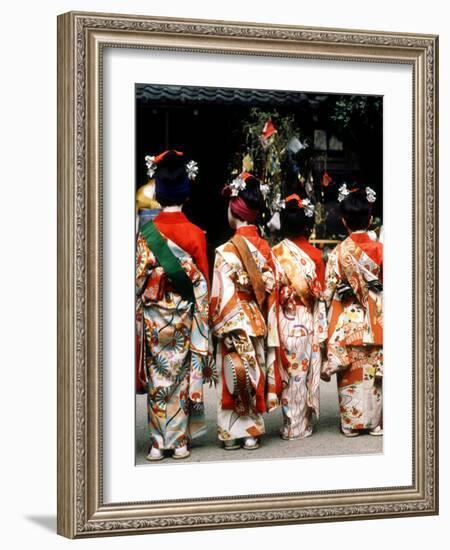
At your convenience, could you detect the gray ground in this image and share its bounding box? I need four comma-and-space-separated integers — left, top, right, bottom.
136, 379, 382, 465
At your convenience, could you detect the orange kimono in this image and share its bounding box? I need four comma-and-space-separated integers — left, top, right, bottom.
210, 225, 281, 442
324, 231, 383, 431
272, 237, 327, 439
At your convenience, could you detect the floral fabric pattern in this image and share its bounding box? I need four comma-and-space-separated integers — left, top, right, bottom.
337, 346, 383, 430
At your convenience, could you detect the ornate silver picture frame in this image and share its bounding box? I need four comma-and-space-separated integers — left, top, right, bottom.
57, 11, 438, 538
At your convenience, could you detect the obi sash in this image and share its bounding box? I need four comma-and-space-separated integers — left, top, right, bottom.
230, 234, 266, 312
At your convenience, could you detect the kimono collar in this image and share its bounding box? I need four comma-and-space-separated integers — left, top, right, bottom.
235, 224, 272, 262
235, 224, 259, 238
349, 231, 372, 245
154, 211, 188, 224
290, 235, 309, 246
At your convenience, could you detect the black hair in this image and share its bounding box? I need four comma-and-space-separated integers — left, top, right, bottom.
281, 199, 314, 238
339, 188, 373, 231
232, 175, 264, 220
154, 151, 190, 207
155, 194, 185, 207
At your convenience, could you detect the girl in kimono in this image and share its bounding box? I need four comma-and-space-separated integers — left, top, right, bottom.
272, 194, 327, 440
210, 172, 282, 451
322, 185, 383, 437
136, 150, 212, 460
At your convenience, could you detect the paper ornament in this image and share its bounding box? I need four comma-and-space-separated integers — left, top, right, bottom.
287, 136, 307, 153
321, 171, 332, 187
242, 153, 254, 172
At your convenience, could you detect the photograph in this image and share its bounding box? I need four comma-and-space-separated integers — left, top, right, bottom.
134, 83, 384, 464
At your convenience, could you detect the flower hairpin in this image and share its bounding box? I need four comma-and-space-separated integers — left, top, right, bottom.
145, 155, 157, 178
365, 186, 377, 203
301, 198, 315, 218
229, 175, 247, 197
337, 183, 351, 202
186, 160, 199, 181
272, 193, 286, 212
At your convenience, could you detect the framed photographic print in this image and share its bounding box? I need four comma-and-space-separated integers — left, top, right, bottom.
57, 11, 439, 538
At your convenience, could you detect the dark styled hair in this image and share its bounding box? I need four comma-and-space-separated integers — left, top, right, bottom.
339, 188, 373, 231
281, 199, 314, 238
155, 151, 191, 207
232, 175, 264, 220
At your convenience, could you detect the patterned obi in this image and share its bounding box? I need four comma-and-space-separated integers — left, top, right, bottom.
237, 290, 254, 303
141, 260, 201, 304
279, 284, 315, 314
236, 291, 266, 337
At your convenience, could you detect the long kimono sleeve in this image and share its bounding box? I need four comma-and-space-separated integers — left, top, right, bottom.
323, 247, 340, 309
209, 249, 245, 337
189, 235, 218, 393
135, 233, 153, 394
191, 230, 210, 289
323, 246, 350, 374
265, 253, 284, 412
136, 233, 152, 295
188, 284, 209, 405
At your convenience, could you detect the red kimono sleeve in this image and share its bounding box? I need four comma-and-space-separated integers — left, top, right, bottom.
190, 229, 210, 289
314, 251, 326, 289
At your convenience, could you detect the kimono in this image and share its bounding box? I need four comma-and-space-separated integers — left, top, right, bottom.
324, 231, 383, 432
136, 211, 213, 450
210, 225, 281, 442
272, 237, 328, 439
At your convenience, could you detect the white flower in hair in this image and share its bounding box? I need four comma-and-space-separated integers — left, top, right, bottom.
366, 186, 377, 203
272, 193, 286, 212
301, 198, 315, 217
230, 175, 247, 197
186, 160, 199, 181
145, 155, 157, 178
338, 183, 350, 202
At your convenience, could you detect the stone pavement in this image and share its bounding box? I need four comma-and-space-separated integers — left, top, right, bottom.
135, 378, 382, 465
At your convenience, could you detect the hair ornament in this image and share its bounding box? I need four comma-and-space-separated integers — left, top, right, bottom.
186, 160, 199, 181
145, 155, 157, 178
365, 186, 377, 203
284, 193, 315, 217
229, 175, 247, 197
337, 183, 351, 202
272, 193, 286, 212
301, 198, 315, 218
145, 150, 198, 181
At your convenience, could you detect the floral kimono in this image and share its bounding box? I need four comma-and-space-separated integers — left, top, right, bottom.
272, 237, 327, 439
210, 225, 282, 442
324, 231, 383, 432
136, 211, 213, 451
